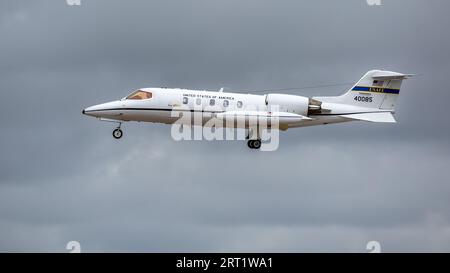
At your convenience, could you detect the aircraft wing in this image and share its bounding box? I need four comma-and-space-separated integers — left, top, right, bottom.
216, 111, 312, 125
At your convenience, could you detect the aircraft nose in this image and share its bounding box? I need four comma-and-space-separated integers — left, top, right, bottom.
82, 105, 97, 117
82, 101, 123, 118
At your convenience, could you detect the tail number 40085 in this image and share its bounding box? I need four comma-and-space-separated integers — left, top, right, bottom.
354, 96, 373, 103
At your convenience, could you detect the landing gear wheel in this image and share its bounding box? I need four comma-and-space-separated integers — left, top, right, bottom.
252, 139, 261, 149
247, 140, 254, 149
247, 139, 261, 149
112, 128, 123, 139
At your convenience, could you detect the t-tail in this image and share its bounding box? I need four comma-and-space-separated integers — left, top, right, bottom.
314, 70, 413, 123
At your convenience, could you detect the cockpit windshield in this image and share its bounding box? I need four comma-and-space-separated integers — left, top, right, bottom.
126, 90, 152, 100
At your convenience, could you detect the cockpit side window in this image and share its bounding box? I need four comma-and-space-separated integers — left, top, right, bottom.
126, 90, 152, 100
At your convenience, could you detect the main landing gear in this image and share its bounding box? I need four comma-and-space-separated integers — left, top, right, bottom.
247, 139, 262, 149
112, 123, 123, 139
246, 128, 262, 150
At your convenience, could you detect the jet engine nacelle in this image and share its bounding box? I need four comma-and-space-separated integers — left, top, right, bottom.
266, 94, 310, 116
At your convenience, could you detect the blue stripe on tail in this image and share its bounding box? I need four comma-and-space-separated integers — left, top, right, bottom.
352, 86, 400, 94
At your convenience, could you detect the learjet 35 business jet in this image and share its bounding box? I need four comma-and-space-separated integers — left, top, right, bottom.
83, 70, 412, 149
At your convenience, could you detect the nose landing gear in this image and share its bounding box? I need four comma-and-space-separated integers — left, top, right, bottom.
112, 123, 123, 139
112, 128, 123, 139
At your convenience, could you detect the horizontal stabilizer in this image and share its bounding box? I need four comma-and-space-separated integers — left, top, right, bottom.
339, 112, 396, 123
372, 72, 414, 80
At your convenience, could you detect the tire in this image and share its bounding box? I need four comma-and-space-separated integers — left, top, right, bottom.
247, 140, 254, 149
112, 128, 123, 139
252, 139, 261, 149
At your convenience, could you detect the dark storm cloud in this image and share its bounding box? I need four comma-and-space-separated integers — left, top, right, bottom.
1, 0, 450, 252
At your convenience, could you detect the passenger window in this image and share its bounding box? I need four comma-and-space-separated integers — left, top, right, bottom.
223, 100, 229, 107
237, 101, 243, 108
183, 97, 188, 104
196, 98, 202, 105
210, 99, 215, 106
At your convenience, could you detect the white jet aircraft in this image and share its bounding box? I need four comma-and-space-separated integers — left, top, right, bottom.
83, 70, 412, 149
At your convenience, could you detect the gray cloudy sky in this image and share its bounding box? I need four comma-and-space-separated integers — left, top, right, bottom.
1, 0, 450, 252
